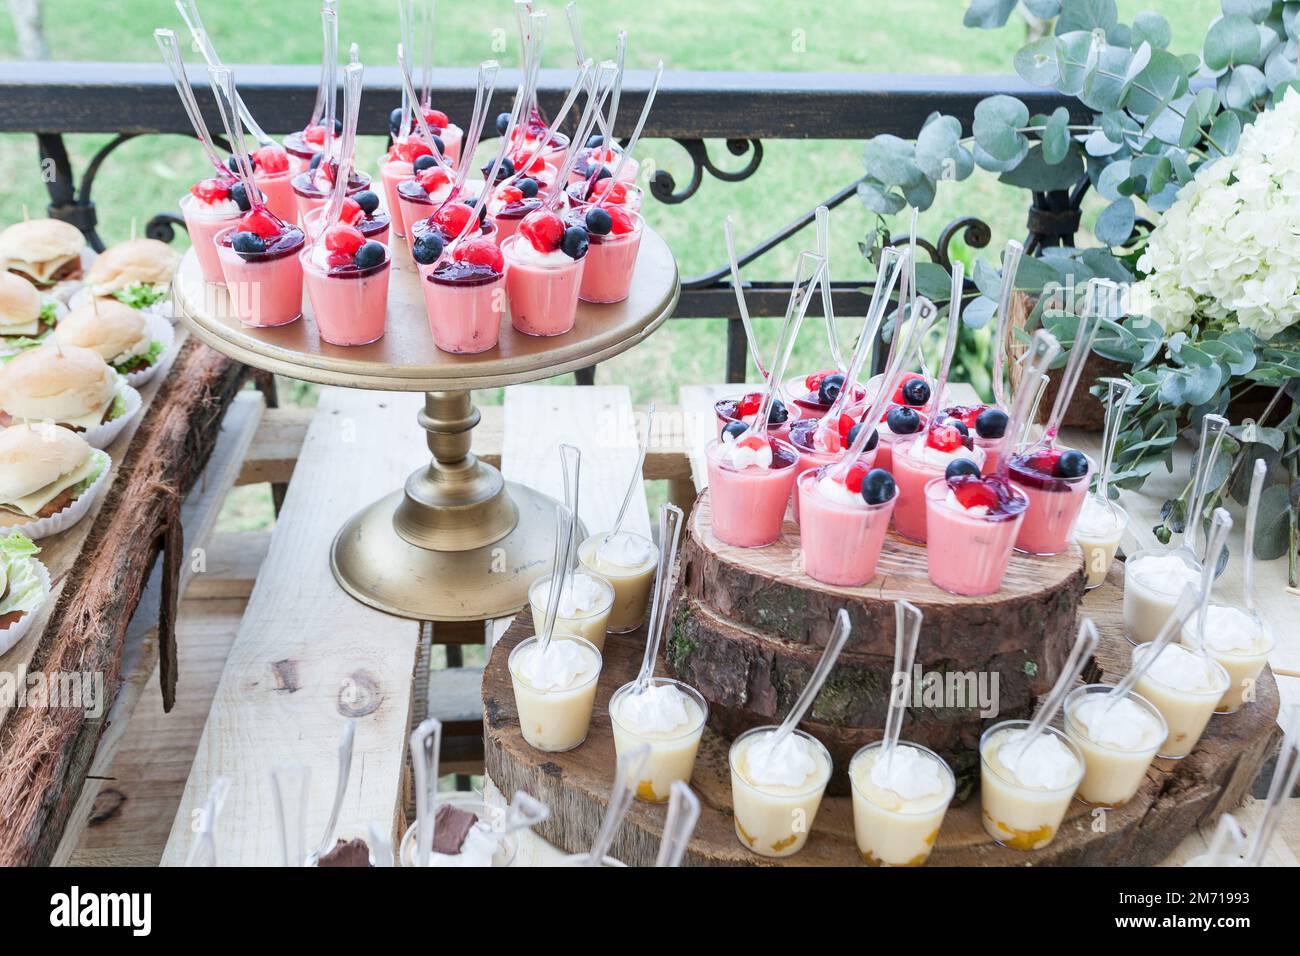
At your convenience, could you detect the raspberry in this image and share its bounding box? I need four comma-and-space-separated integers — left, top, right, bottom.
191, 177, 232, 204
253, 146, 289, 174
927, 424, 964, 453
837, 413, 856, 440
432, 201, 475, 237
844, 461, 870, 494
944, 404, 984, 428
519, 211, 565, 252
324, 224, 365, 256
397, 139, 434, 164
496, 184, 524, 206
951, 478, 1000, 512
453, 236, 504, 271
417, 166, 452, 195
238, 207, 281, 239
736, 392, 762, 417
607, 206, 635, 235
804, 369, 834, 392
340, 197, 364, 226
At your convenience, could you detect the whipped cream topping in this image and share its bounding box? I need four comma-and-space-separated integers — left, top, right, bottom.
508, 239, 571, 267
594, 531, 654, 570
743, 731, 818, 789
429, 824, 497, 868
549, 572, 608, 618
907, 434, 985, 470
944, 489, 988, 517
1188, 603, 1268, 654
868, 745, 947, 801
1128, 553, 1202, 596
1142, 642, 1221, 693
815, 473, 863, 506
516, 639, 597, 692
996, 730, 1079, 790
1073, 695, 1163, 751
719, 433, 773, 470
617, 683, 697, 735
1074, 496, 1125, 538
183, 193, 240, 217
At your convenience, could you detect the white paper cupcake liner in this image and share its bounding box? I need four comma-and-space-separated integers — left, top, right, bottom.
17, 449, 113, 541
0, 557, 51, 657
124, 313, 176, 388
82, 378, 142, 450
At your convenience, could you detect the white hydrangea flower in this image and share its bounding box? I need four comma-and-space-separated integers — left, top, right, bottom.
1133, 88, 1300, 340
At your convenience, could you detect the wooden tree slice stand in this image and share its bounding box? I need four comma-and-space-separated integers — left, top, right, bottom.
484, 491, 1280, 866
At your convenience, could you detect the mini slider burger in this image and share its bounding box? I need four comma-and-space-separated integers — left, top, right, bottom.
0, 422, 108, 529
0, 344, 122, 431
0, 532, 45, 632
0, 272, 58, 354
0, 219, 85, 288
53, 299, 162, 377
86, 238, 181, 313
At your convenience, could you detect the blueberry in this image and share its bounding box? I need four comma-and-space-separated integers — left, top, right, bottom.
945, 458, 981, 481
517, 177, 539, 198
861, 468, 896, 506
354, 241, 385, 270
227, 154, 240, 174
413, 154, 438, 173
585, 133, 605, 149
594, 167, 613, 181
722, 421, 747, 442
767, 399, 788, 425
560, 225, 589, 259
230, 182, 251, 212
484, 157, 514, 182
309, 152, 323, 170
495, 111, 511, 135
902, 378, 931, 406
412, 232, 444, 265
431, 134, 445, 155
1055, 449, 1089, 479
950, 419, 969, 437
231, 231, 266, 257
817, 373, 845, 406
847, 422, 879, 452
333, 118, 344, 136
975, 407, 1008, 439
886, 405, 921, 435
389, 106, 405, 137
355, 190, 380, 215
585, 207, 613, 236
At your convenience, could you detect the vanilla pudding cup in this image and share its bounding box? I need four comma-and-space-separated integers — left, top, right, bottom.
729, 726, 832, 858
1074, 497, 1128, 589
796, 467, 894, 587
1123, 548, 1202, 644
579, 210, 643, 304
527, 571, 615, 652
1131, 643, 1229, 759
924, 477, 1028, 597
501, 235, 585, 337
1063, 684, 1167, 807
180, 192, 242, 285
849, 741, 954, 867
577, 531, 658, 634
508, 635, 602, 753
979, 721, 1084, 850
1181, 603, 1275, 713
609, 678, 708, 804
705, 436, 800, 548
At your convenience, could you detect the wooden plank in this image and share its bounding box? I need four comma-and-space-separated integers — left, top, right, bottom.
185, 532, 272, 601
160, 389, 426, 866
51, 393, 264, 866
235, 406, 314, 487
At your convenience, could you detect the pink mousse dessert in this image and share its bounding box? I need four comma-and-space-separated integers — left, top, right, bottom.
486, 180, 545, 248
573, 205, 642, 304
1008, 447, 1093, 555
180, 177, 243, 285
507, 111, 569, 167
569, 142, 639, 186
705, 434, 799, 548
304, 193, 390, 251
565, 177, 643, 213
715, 392, 796, 442
394, 107, 463, 166
924, 473, 1028, 596
291, 159, 371, 226
301, 222, 390, 347
786, 414, 878, 523
872, 404, 928, 473
783, 370, 867, 424
797, 462, 896, 587
938, 404, 1010, 475
395, 167, 484, 258
377, 138, 438, 240
409, 201, 493, 275
502, 210, 588, 337
890, 421, 985, 543
420, 237, 505, 355
215, 208, 305, 328
244, 145, 296, 224
282, 123, 327, 175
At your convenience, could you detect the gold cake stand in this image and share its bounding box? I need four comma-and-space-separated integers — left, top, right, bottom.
176, 230, 679, 621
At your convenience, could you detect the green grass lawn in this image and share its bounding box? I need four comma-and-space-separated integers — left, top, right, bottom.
0, 0, 1221, 529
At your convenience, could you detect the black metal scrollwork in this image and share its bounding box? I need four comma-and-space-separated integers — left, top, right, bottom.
649, 137, 764, 205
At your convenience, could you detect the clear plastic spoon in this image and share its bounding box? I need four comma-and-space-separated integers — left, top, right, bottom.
880, 600, 922, 773
990, 239, 1024, 411
1178, 413, 1230, 564
318, 2, 340, 156
541, 62, 619, 213
996, 330, 1061, 480
305, 718, 357, 866
586, 742, 651, 866
306, 1, 338, 132
1187, 509, 1233, 658
416, 0, 435, 110
768, 608, 851, 749
409, 716, 442, 868
271, 763, 310, 867
174, 0, 275, 148
922, 258, 965, 415
1033, 278, 1111, 450
1243, 458, 1267, 618
559, 442, 581, 571
1108, 584, 1201, 705
453, 59, 501, 181
183, 776, 230, 867
1244, 705, 1300, 865
368, 821, 394, 867
815, 204, 848, 374
723, 217, 768, 380
564, 1, 617, 146
154, 29, 229, 178
632, 503, 685, 691
1198, 811, 1246, 866
315, 60, 364, 251
655, 781, 701, 868
537, 505, 577, 657
601, 403, 655, 557
208, 66, 270, 214
396, 43, 458, 179
595, 60, 664, 206
605, 30, 628, 144
509, 59, 594, 189
1095, 377, 1135, 504
1009, 616, 1099, 762
879, 208, 920, 376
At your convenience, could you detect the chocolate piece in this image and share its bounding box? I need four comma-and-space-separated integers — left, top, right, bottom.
316, 837, 372, 867
431, 803, 478, 855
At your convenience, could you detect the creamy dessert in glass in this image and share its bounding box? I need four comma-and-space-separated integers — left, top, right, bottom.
1073, 496, 1128, 589
728, 726, 832, 858
578, 531, 658, 633
704, 434, 800, 548
291, 160, 371, 226
924, 472, 1028, 597
937, 403, 1009, 474
502, 211, 588, 337
891, 423, 986, 542
1123, 549, 1202, 644
420, 236, 505, 355
527, 571, 614, 652
508, 635, 602, 753
716, 392, 796, 443
1131, 642, 1229, 759
180, 178, 243, 285
574, 205, 643, 304
398, 793, 516, 868
214, 210, 305, 329
565, 177, 643, 212
849, 741, 954, 866
300, 225, 390, 347
609, 678, 707, 804
1063, 684, 1167, 807
796, 463, 895, 587
872, 405, 928, 473
979, 721, 1084, 850
1181, 603, 1275, 713
1008, 447, 1093, 555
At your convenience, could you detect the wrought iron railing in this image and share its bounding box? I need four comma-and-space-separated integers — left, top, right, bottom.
0, 62, 1084, 382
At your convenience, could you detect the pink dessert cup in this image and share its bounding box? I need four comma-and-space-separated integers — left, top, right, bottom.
282, 130, 320, 175
787, 417, 877, 523
377, 155, 414, 239
796, 467, 895, 587
566, 180, 644, 212
704, 437, 799, 548
292, 170, 371, 228
579, 211, 643, 304
502, 235, 585, 337
215, 225, 305, 328
180, 193, 241, 286
303, 206, 390, 255
1009, 453, 1093, 555
301, 248, 391, 346
421, 268, 505, 354
254, 169, 297, 225
924, 477, 1028, 596
977, 436, 1006, 475
890, 439, 983, 544
873, 413, 928, 474
715, 395, 798, 443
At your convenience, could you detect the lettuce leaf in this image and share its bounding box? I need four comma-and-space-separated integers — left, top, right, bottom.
112, 339, 164, 375
74, 450, 110, 496
0, 532, 44, 620
113, 283, 169, 310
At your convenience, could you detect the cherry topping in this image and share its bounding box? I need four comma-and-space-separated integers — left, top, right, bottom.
496, 184, 525, 206
324, 224, 366, 257
736, 393, 762, 417
432, 201, 476, 238
417, 166, 452, 195
804, 369, 835, 392
190, 177, 232, 204
396, 140, 434, 164
423, 108, 449, 130
950, 476, 1001, 512
253, 146, 289, 174
926, 424, 965, 453
303, 124, 328, 146
453, 236, 504, 272
944, 404, 985, 429
607, 206, 635, 235
238, 207, 282, 240
339, 197, 364, 226
519, 211, 565, 253
844, 460, 871, 494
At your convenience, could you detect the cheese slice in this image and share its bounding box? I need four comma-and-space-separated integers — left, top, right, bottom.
4, 450, 104, 518
57, 393, 118, 430
0, 319, 42, 336
8, 254, 78, 284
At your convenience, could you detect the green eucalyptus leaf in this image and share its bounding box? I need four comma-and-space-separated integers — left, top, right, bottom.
1252, 484, 1292, 559
1095, 197, 1137, 246
1127, 48, 1191, 116
1222, 0, 1273, 25
1229, 445, 1281, 503
913, 262, 954, 301
1084, 128, 1126, 156
1057, 30, 1102, 95
1042, 106, 1072, 164
964, 0, 1019, 29
1081, 43, 1134, 111
1095, 157, 1132, 200
1056, 0, 1119, 34
915, 114, 974, 182
973, 95, 1031, 161
962, 295, 998, 330
972, 138, 1031, 172
857, 179, 906, 215
1265, 44, 1300, 87
1205, 14, 1263, 71
1223, 64, 1270, 109
1132, 11, 1172, 50
863, 135, 924, 188
1023, 0, 1063, 20
1209, 108, 1243, 155
999, 143, 1085, 190
901, 175, 937, 211
1016, 37, 1064, 85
